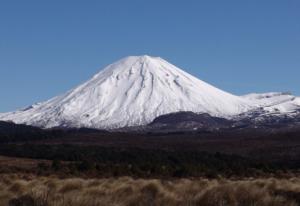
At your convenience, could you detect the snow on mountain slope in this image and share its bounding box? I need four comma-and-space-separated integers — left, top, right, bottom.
242, 92, 300, 115
242, 92, 295, 106
0, 55, 253, 129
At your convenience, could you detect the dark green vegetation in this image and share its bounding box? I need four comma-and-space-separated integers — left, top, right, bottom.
0, 121, 105, 143
0, 121, 300, 178
0, 144, 280, 178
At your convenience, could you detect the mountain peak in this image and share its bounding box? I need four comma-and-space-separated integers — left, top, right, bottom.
116, 55, 161, 64
92, 55, 170, 80
126, 55, 160, 60
116, 55, 162, 66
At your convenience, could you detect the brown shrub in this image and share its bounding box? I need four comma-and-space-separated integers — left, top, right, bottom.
58, 178, 83, 194
8, 180, 27, 195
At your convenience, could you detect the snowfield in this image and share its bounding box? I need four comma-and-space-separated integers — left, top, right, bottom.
243, 92, 300, 115
0, 55, 299, 129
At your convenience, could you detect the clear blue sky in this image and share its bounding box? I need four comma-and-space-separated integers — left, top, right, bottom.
0, 0, 299, 112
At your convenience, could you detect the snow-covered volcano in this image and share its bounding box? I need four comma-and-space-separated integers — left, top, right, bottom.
1, 55, 298, 129
0, 55, 255, 129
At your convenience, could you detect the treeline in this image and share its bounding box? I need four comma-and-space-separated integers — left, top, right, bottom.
0, 121, 106, 143
0, 144, 286, 178
0, 121, 62, 142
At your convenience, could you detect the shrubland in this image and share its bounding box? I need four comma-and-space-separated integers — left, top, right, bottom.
1, 175, 300, 206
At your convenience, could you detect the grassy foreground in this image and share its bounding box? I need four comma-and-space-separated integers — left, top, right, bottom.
1, 174, 300, 206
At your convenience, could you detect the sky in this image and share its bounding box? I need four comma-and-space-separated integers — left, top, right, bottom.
0, 0, 299, 112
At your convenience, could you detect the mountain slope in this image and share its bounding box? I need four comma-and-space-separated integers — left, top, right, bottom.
242, 92, 300, 116
0, 55, 253, 129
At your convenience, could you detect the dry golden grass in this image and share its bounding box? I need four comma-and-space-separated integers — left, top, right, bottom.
1, 174, 300, 206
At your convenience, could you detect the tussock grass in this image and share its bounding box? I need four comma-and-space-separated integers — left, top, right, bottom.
1, 174, 300, 206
